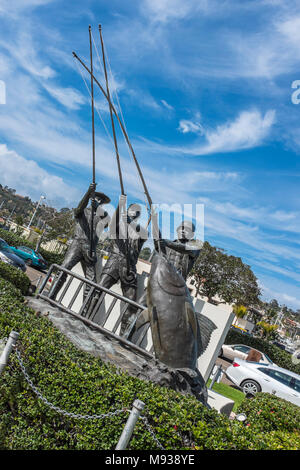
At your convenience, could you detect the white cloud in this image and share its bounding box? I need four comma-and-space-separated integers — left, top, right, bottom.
277, 16, 300, 46
0, 144, 79, 206
191, 109, 276, 155
141, 109, 276, 156
0, 30, 56, 80
178, 118, 204, 136
142, 0, 210, 23
44, 85, 86, 110
259, 280, 300, 309
0, 0, 55, 17
161, 99, 174, 111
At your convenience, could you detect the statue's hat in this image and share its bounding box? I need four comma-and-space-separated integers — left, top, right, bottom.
177, 220, 196, 232
94, 191, 111, 205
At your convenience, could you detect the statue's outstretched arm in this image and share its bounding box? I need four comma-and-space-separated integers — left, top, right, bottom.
74, 184, 95, 218
163, 239, 203, 257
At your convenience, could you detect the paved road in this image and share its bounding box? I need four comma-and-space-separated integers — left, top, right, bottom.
26, 265, 47, 286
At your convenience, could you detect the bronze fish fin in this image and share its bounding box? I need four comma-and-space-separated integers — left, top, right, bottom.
196, 312, 217, 357
185, 302, 198, 339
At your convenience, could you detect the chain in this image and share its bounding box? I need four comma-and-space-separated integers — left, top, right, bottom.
139, 415, 165, 450
14, 347, 128, 420
13, 347, 165, 448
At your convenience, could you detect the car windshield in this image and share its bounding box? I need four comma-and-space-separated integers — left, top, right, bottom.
264, 353, 273, 364
0, 240, 13, 253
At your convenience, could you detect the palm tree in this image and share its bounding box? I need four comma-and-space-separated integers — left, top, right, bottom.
232, 304, 247, 325
257, 321, 278, 339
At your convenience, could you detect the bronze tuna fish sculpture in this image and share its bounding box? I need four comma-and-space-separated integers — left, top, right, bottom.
130, 252, 216, 370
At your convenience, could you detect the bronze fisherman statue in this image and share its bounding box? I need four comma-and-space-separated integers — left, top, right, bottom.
99, 195, 148, 337
51, 183, 110, 300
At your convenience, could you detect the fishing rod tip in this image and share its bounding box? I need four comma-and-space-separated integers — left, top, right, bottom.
89, 25, 92, 31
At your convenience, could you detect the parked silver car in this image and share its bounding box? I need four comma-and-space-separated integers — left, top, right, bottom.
220, 344, 273, 364
226, 359, 300, 407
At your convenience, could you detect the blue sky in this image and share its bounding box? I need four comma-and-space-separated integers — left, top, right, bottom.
0, 0, 300, 309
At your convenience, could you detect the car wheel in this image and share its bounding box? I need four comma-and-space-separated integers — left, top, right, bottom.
241, 379, 261, 396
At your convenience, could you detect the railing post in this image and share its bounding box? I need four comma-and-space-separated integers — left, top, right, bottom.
0, 331, 19, 375
208, 364, 223, 390
115, 399, 145, 450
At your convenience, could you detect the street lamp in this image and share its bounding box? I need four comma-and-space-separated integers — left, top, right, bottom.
27, 195, 46, 229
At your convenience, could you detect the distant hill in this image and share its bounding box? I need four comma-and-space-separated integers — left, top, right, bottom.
0, 184, 66, 230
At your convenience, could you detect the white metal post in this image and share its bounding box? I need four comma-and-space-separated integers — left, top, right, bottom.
0, 331, 19, 375
115, 399, 145, 450
27, 195, 46, 229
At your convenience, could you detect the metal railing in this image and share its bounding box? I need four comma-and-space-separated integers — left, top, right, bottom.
37, 264, 153, 359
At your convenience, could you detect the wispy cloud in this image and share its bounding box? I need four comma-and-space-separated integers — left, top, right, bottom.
0, 144, 80, 206
161, 99, 174, 111
195, 109, 276, 155
44, 85, 87, 110
140, 109, 276, 156
178, 113, 204, 135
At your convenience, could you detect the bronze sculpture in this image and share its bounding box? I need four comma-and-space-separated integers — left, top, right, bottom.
98, 195, 148, 337
136, 215, 202, 309
51, 184, 110, 300
160, 220, 203, 281
132, 251, 216, 404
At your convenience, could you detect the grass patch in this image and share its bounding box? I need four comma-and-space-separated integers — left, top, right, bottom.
207, 379, 245, 412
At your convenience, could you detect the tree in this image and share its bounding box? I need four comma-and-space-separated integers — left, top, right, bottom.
263, 299, 281, 323
15, 215, 24, 226
43, 209, 75, 242
232, 304, 247, 324
139, 247, 151, 260
257, 321, 278, 340
191, 241, 261, 306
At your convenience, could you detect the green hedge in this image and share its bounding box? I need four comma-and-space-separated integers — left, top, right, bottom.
235, 393, 300, 450
0, 261, 31, 295
0, 228, 64, 266
0, 278, 299, 450
225, 329, 300, 375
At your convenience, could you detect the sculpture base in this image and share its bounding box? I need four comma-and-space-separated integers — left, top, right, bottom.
26, 296, 208, 406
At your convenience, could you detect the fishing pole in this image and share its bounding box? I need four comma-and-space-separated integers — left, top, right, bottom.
88, 25, 96, 259
99, 24, 124, 196
72, 51, 153, 213
98, 25, 132, 275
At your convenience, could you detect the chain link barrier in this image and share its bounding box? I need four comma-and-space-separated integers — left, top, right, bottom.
14, 347, 129, 421
13, 345, 165, 449
139, 415, 165, 450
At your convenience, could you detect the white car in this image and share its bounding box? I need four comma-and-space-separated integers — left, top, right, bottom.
226, 359, 300, 407
220, 344, 273, 364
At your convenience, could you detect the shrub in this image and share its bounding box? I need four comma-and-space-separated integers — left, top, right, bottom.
236, 392, 300, 434
225, 329, 300, 375
0, 228, 64, 266
0, 278, 299, 450
235, 393, 300, 450
0, 261, 31, 295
